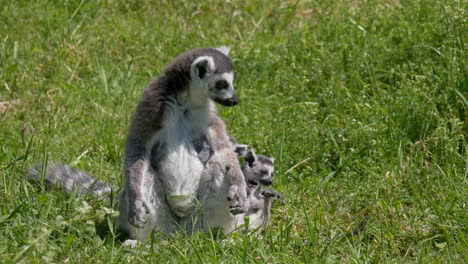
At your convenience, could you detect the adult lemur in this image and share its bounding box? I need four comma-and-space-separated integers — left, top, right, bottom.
117, 47, 249, 240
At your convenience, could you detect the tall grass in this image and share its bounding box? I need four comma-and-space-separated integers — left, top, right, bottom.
0, 0, 466, 262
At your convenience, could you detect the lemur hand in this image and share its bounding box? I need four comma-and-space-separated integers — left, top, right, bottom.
128, 199, 150, 228
261, 189, 286, 205
228, 184, 248, 215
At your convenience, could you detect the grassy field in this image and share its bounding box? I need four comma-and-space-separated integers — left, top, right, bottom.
0, 0, 466, 263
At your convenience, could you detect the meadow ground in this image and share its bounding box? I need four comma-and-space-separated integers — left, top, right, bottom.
0, 0, 466, 263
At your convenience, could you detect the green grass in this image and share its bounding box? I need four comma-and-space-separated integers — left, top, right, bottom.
0, 0, 466, 262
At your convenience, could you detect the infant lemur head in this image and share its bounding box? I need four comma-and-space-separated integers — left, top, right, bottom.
164, 46, 237, 107
241, 149, 275, 186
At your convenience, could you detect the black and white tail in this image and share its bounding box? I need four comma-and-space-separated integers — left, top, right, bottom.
28, 161, 112, 198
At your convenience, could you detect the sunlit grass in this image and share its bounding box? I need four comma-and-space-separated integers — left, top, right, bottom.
0, 0, 466, 262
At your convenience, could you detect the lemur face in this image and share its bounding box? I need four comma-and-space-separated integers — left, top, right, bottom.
190, 47, 238, 107
209, 72, 237, 106
242, 150, 275, 186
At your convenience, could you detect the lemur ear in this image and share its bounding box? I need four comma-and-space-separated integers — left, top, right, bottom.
215, 46, 230, 55
244, 149, 257, 167
270, 157, 275, 163
192, 56, 215, 79
234, 144, 249, 158
195, 59, 208, 79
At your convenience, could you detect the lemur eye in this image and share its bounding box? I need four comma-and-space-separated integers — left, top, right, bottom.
260, 170, 268, 175
215, 80, 228, 90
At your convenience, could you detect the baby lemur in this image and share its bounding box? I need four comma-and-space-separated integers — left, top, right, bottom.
238, 149, 284, 231
229, 136, 285, 231
181, 146, 284, 234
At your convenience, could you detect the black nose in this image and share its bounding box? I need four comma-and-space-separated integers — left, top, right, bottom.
260, 179, 272, 186
226, 95, 238, 106
214, 95, 238, 107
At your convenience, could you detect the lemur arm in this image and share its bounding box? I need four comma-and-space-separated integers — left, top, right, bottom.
208, 116, 248, 214
260, 189, 285, 228
125, 82, 165, 228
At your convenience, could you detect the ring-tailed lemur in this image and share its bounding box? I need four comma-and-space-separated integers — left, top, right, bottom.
29, 47, 248, 241
237, 149, 285, 231
181, 143, 285, 234
228, 136, 285, 230
117, 47, 249, 240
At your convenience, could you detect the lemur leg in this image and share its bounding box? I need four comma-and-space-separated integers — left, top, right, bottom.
118, 169, 179, 240
123, 141, 153, 229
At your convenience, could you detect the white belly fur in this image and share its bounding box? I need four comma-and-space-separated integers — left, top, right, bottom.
159, 144, 203, 195
150, 103, 208, 217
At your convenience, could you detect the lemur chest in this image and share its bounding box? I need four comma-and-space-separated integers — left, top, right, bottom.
150, 106, 212, 197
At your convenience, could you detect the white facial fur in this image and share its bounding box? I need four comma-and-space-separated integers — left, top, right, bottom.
242, 151, 275, 186
189, 56, 216, 106
189, 56, 237, 107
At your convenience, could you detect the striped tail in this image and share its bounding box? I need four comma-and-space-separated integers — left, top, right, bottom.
28, 161, 112, 198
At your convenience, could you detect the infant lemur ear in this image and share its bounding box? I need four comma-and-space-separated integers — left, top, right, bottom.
191, 56, 215, 79
234, 144, 249, 157
215, 46, 230, 56
244, 149, 257, 167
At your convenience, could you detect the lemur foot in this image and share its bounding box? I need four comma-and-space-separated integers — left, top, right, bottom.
227, 184, 248, 215
128, 199, 150, 228
261, 189, 286, 205
122, 239, 140, 248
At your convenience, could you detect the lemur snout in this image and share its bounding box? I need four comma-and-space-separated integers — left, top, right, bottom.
224, 95, 238, 106
214, 95, 238, 106
260, 179, 272, 186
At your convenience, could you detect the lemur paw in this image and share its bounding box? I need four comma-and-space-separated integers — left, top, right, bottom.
227, 185, 248, 215
261, 189, 286, 204
128, 199, 150, 228
122, 239, 140, 248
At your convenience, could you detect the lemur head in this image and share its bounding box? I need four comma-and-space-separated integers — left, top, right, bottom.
241, 149, 275, 186
189, 46, 238, 106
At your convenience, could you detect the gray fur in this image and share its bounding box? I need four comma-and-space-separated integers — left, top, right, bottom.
181, 145, 244, 235
239, 150, 284, 231
242, 150, 275, 186
229, 134, 249, 157
245, 185, 284, 231
28, 161, 111, 198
